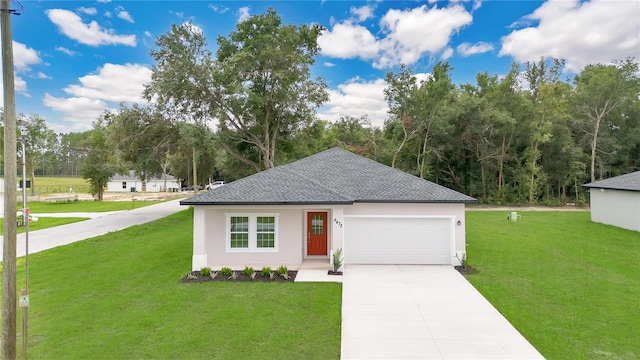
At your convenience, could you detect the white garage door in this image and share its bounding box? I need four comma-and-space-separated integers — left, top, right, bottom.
344, 217, 452, 264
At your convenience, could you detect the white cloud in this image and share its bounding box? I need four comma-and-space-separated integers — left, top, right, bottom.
318, 72, 433, 128
35, 72, 50, 79
181, 22, 203, 36
43, 63, 152, 131
238, 7, 250, 22
97, 0, 111, 3
473, 0, 482, 11
442, 47, 454, 60
55, 46, 78, 56
319, 22, 379, 60
0, 40, 41, 103
43, 93, 110, 132
13, 41, 41, 68
457, 41, 494, 56
144, 31, 152, 38
63, 63, 152, 103
77, 7, 97, 15
500, 0, 640, 72
318, 77, 388, 127
376, 5, 472, 68
324, 62, 336, 67
116, 6, 134, 23
46, 9, 136, 47
350, 5, 375, 22
320, 4, 472, 69
209, 4, 229, 14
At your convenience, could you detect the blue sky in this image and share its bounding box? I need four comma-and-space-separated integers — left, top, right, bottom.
6, 0, 640, 133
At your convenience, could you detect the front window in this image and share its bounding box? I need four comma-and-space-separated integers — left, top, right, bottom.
122, 181, 127, 189
230, 216, 249, 248
226, 214, 278, 252
256, 216, 275, 248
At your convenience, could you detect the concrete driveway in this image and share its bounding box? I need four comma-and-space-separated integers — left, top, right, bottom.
341, 265, 544, 359
0, 199, 186, 261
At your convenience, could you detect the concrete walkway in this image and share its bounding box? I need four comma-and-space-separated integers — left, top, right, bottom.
341, 265, 544, 360
0, 199, 186, 261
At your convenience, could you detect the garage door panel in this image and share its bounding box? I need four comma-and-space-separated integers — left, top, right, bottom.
345, 217, 451, 264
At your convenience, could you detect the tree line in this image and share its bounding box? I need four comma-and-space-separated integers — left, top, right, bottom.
2, 9, 639, 204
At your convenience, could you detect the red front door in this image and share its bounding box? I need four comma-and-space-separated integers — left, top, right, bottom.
307, 212, 328, 256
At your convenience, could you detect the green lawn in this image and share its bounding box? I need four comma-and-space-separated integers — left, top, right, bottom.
465, 211, 639, 360
28, 177, 89, 195
26, 200, 166, 213
1, 217, 89, 234
9, 209, 342, 359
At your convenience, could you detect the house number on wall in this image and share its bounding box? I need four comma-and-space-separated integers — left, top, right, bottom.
333, 218, 342, 228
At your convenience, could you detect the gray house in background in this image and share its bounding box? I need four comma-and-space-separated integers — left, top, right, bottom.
583, 171, 640, 232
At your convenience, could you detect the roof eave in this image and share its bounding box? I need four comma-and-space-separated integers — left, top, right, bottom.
582, 185, 640, 192
180, 200, 355, 206
354, 199, 478, 204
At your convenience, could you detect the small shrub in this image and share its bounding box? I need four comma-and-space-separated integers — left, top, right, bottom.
277, 265, 288, 275
242, 266, 254, 276
332, 248, 343, 272
280, 272, 290, 280
260, 266, 272, 277
186, 273, 197, 280
456, 252, 468, 269
229, 271, 239, 280
200, 267, 211, 277
220, 267, 233, 276
269, 272, 276, 280
210, 271, 218, 279
250, 272, 257, 280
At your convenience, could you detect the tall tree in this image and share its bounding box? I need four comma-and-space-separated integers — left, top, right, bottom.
145, 9, 328, 172
79, 115, 121, 200
108, 104, 178, 191
17, 113, 57, 195
572, 59, 640, 182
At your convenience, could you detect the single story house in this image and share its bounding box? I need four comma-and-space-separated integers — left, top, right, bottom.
107, 171, 180, 192
583, 171, 640, 232
181, 147, 477, 271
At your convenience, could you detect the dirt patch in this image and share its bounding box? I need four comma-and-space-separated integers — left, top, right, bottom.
455, 265, 478, 275
181, 270, 298, 283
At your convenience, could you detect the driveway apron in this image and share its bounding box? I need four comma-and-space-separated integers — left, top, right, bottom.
341, 265, 544, 359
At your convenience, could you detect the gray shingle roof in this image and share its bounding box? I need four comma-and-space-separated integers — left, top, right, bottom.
583, 171, 640, 192
181, 147, 477, 205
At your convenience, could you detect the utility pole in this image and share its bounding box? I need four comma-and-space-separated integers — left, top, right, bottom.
1, 0, 18, 358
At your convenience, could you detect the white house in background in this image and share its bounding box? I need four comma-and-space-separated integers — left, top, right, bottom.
107, 171, 181, 192
583, 171, 640, 232
180, 147, 477, 271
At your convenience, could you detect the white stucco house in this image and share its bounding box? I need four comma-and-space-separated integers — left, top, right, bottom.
583, 171, 640, 232
107, 171, 180, 192
181, 147, 477, 271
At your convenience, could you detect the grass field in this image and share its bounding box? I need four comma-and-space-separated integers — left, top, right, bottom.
465, 211, 639, 360
26, 177, 89, 195
26, 200, 166, 213
9, 209, 342, 359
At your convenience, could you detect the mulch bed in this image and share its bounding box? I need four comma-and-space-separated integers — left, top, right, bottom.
327, 270, 343, 275
454, 265, 478, 275
181, 270, 298, 283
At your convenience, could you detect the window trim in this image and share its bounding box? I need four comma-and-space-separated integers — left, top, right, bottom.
225, 213, 279, 253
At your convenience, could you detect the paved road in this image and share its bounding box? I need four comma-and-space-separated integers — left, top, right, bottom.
0, 199, 187, 261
